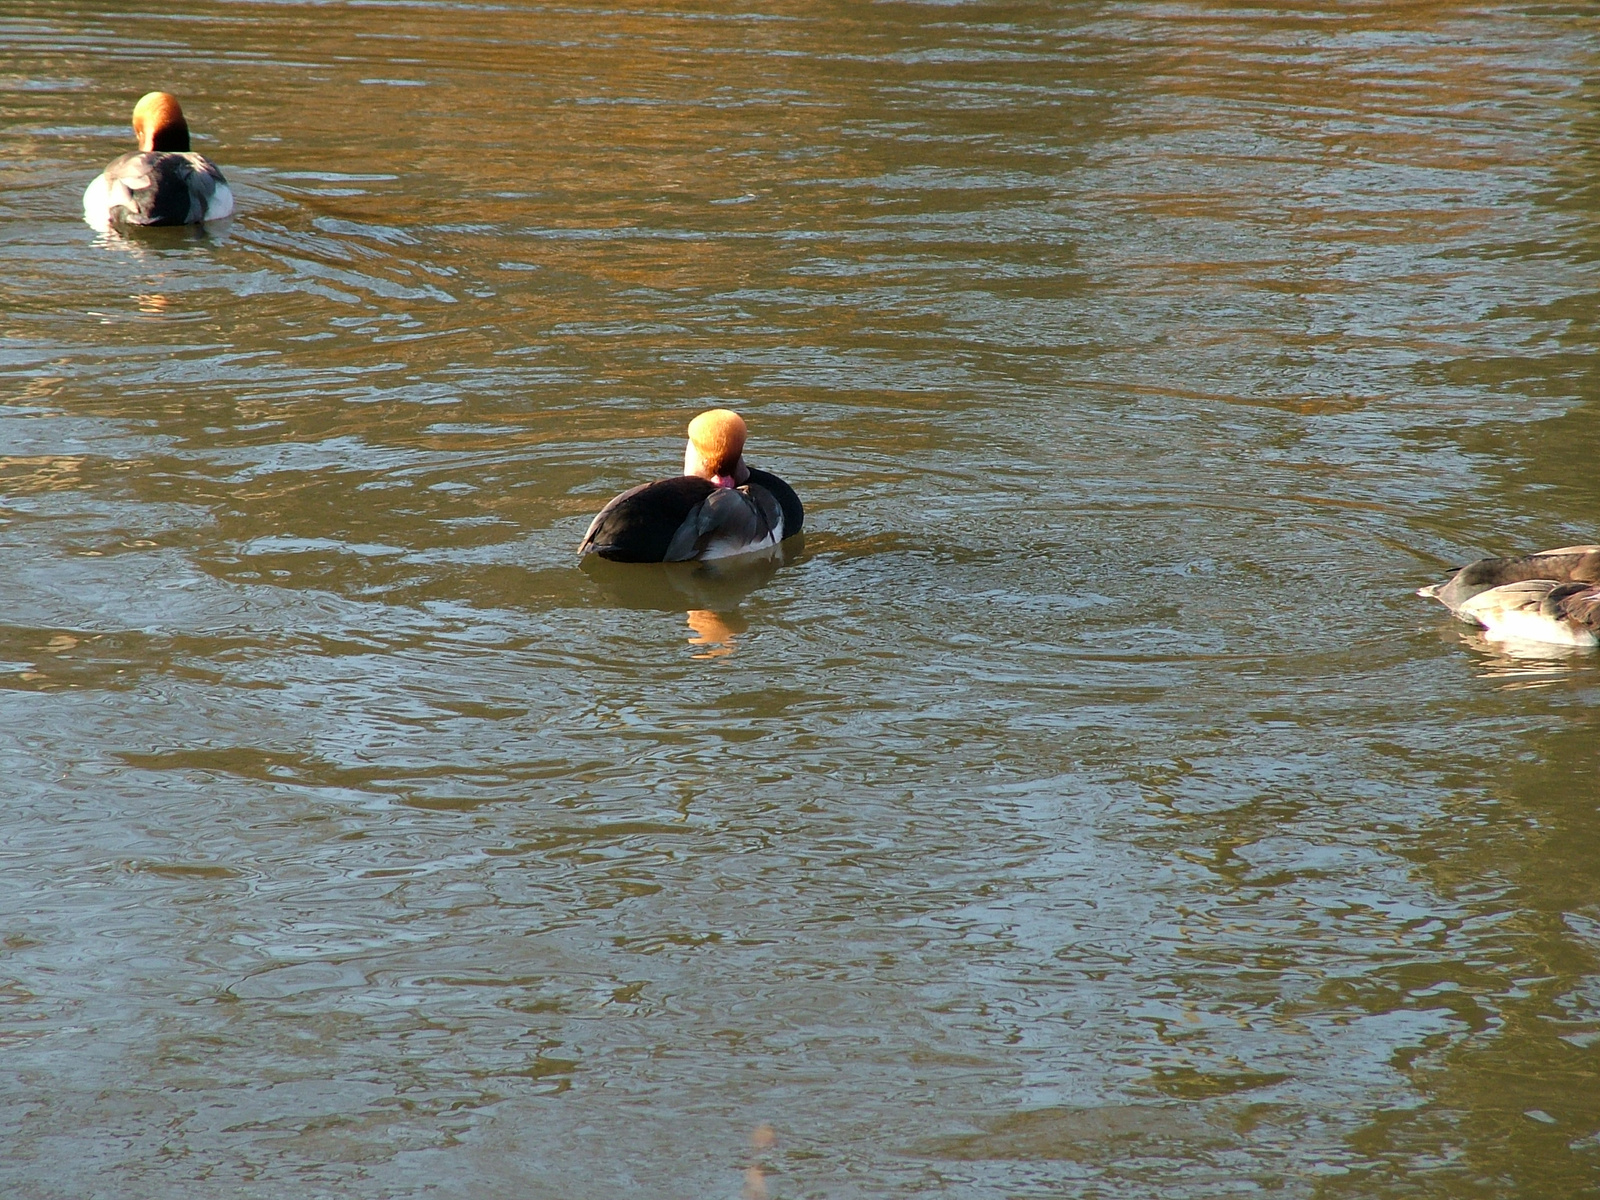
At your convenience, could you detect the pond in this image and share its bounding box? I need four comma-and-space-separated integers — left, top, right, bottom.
2, 2, 1599, 1196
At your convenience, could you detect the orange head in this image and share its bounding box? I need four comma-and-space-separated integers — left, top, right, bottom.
132, 92, 190, 153
684, 409, 748, 487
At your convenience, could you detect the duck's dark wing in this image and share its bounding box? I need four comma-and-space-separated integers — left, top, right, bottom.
662, 484, 783, 561
578, 476, 716, 562
1549, 581, 1600, 631
1430, 545, 1600, 611
99, 151, 229, 225
744, 467, 803, 538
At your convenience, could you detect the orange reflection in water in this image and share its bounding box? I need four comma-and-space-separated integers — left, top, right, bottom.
742, 1122, 776, 1200
686, 609, 746, 659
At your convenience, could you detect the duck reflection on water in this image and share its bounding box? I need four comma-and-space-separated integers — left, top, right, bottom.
580, 535, 802, 658
685, 609, 744, 660
88, 216, 233, 264
1457, 629, 1597, 687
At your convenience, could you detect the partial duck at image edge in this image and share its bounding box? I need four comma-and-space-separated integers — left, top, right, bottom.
1419, 545, 1600, 648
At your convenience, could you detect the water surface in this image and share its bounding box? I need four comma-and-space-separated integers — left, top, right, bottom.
3, 2, 1600, 1196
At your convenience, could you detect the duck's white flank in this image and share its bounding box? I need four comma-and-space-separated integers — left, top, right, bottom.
1456, 581, 1599, 648
696, 520, 783, 561
1420, 547, 1600, 649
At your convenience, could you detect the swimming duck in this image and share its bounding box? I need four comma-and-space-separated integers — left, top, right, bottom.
578, 409, 803, 562
1418, 545, 1600, 647
83, 92, 234, 230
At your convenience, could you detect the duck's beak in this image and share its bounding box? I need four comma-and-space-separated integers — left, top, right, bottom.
686, 442, 748, 488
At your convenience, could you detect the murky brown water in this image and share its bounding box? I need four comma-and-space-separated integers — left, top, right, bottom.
3, 1, 1600, 1196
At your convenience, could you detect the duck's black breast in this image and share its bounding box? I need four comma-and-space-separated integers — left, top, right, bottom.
745, 467, 803, 537
661, 482, 784, 561
101, 151, 228, 225
1550, 581, 1600, 631
578, 476, 718, 563
579, 471, 804, 563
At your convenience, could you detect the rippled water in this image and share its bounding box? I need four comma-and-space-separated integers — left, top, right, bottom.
3, 2, 1600, 1196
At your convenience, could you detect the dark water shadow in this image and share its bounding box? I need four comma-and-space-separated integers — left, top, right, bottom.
89, 217, 235, 251
580, 536, 804, 658
579, 535, 804, 614
911, 1102, 1235, 1164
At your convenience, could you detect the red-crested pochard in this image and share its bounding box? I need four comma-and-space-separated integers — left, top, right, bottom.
578, 409, 804, 562
1419, 545, 1600, 647
83, 92, 234, 231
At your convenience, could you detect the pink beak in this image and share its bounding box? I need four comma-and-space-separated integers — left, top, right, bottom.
712, 473, 738, 490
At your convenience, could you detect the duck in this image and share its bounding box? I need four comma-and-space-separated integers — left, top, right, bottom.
1418, 545, 1600, 647
83, 92, 234, 231
578, 409, 803, 562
